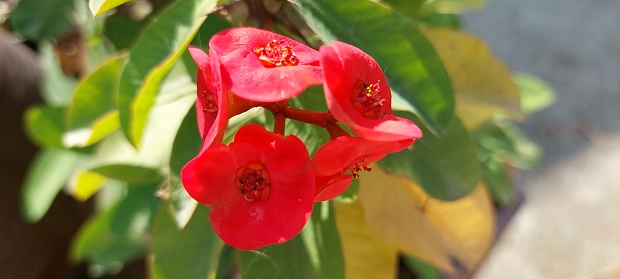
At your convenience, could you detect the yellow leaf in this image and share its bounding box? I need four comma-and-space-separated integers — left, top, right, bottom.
358, 165, 495, 274
423, 28, 522, 128
333, 201, 398, 279
69, 171, 108, 201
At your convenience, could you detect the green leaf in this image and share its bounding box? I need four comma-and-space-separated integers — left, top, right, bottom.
118, 0, 216, 147
151, 204, 224, 279
239, 202, 344, 279
472, 117, 541, 169
71, 183, 160, 274
379, 112, 480, 200
512, 72, 556, 115
9, 0, 76, 40
402, 256, 441, 279
89, 0, 132, 16
25, 106, 66, 148
22, 149, 81, 222
90, 164, 163, 184
295, 0, 454, 135
104, 14, 145, 50
419, 0, 485, 15
65, 55, 127, 148
378, 0, 425, 21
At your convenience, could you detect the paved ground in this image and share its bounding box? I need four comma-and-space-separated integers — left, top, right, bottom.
461, 0, 620, 278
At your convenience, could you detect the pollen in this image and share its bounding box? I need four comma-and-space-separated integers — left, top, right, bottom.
351, 80, 386, 119
253, 40, 299, 68
235, 163, 271, 202
341, 159, 372, 179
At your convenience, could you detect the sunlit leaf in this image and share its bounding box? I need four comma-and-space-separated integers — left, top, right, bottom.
71, 184, 160, 274
25, 105, 66, 148
295, 0, 454, 135
419, 0, 485, 15
89, 0, 132, 16
70, 170, 109, 201
65, 55, 127, 148
379, 113, 480, 200
118, 0, 216, 147
21, 149, 81, 222
9, 0, 76, 40
358, 166, 495, 274
423, 28, 521, 129
332, 200, 398, 279
151, 203, 223, 279
300, 202, 345, 279
472, 117, 541, 168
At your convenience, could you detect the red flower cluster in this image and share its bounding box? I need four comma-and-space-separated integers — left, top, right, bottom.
181, 27, 422, 250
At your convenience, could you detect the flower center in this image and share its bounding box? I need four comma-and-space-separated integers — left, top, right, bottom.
201, 90, 219, 119
341, 159, 372, 179
253, 40, 299, 68
236, 163, 271, 202
351, 80, 386, 119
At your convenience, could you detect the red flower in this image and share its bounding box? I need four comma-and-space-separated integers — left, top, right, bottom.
189, 46, 256, 152
311, 136, 413, 202
209, 27, 323, 102
319, 41, 423, 141
181, 124, 315, 250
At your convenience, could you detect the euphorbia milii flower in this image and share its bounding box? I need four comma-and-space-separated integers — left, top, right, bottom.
209, 27, 323, 102
181, 124, 315, 250
319, 41, 423, 141
311, 136, 413, 202
189, 46, 255, 152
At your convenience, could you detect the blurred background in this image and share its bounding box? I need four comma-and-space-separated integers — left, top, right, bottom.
1, 0, 619, 278
462, 0, 620, 278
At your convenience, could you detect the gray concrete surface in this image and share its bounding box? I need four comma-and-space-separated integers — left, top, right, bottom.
461, 0, 620, 278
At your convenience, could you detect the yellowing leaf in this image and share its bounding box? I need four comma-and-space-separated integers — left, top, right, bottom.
89, 0, 132, 17
357, 165, 495, 274
423, 28, 522, 128
333, 201, 398, 279
70, 171, 108, 201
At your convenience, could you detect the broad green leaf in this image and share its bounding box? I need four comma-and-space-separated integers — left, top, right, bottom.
379, 113, 480, 200
151, 203, 223, 279
118, 0, 216, 147
89, 0, 132, 16
21, 149, 81, 222
295, 0, 454, 135
90, 164, 163, 184
40, 42, 77, 106
332, 200, 398, 279
239, 203, 344, 279
71, 183, 160, 274
104, 14, 145, 50
25, 106, 66, 148
65, 55, 127, 148
402, 256, 441, 279
9, 0, 75, 40
358, 167, 495, 273
378, 0, 426, 22
423, 28, 521, 129
512, 72, 556, 115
